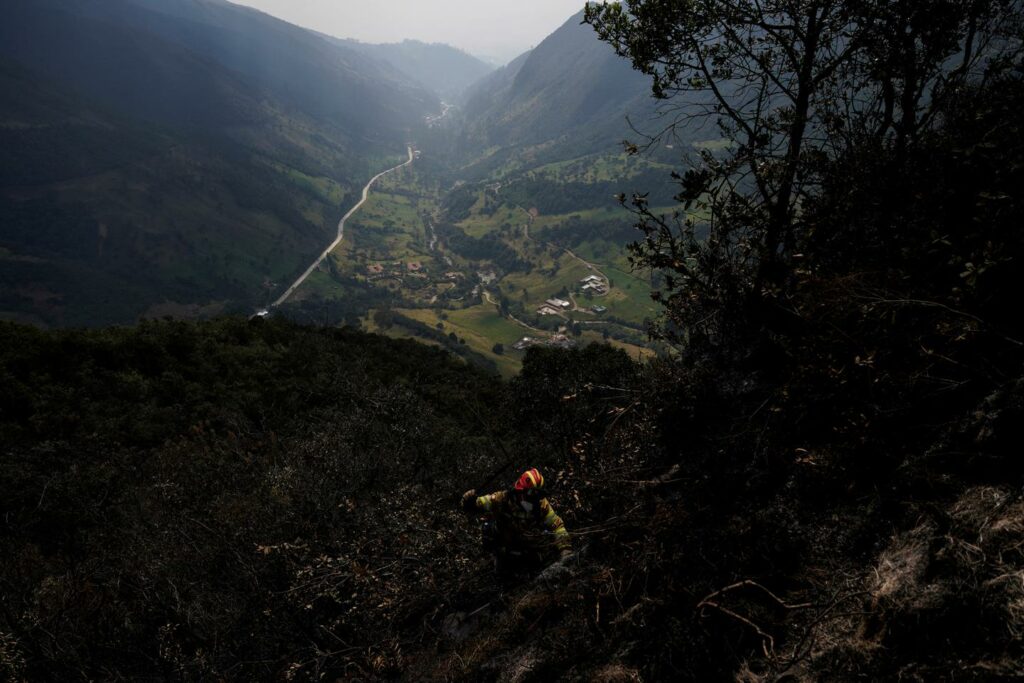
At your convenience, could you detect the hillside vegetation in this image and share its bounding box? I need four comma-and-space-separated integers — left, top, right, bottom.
0, 0, 436, 327
455, 11, 673, 178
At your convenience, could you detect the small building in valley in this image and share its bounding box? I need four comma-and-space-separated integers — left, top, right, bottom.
513, 337, 534, 351
513, 335, 577, 351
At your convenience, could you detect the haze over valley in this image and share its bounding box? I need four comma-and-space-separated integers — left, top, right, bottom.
1, 0, 676, 372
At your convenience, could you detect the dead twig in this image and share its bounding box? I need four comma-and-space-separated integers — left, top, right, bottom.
697, 580, 816, 658
863, 297, 1024, 348
700, 579, 814, 611
698, 599, 777, 657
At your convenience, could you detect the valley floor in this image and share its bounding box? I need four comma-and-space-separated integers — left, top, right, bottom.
275, 147, 667, 376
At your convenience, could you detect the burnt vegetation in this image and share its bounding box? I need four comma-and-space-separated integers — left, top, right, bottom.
3, 0, 1024, 680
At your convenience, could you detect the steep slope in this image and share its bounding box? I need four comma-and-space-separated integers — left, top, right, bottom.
458, 49, 533, 122
1, 0, 436, 140
0, 62, 327, 327
0, 0, 438, 327
4, 309, 1022, 680
333, 38, 495, 99
456, 11, 663, 172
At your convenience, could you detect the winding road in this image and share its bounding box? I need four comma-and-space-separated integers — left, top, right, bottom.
270, 146, 415, 308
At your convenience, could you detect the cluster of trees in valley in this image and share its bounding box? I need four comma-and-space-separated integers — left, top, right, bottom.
433, 220, 532, 273
498, 168, 677, 215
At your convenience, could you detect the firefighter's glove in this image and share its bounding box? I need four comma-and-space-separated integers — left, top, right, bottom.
461, 489, 477, 514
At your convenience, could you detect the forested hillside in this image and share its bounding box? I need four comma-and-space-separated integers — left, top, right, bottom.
0, 0, 436, 327
455, 10, 666, 176
0, 317, 511, 678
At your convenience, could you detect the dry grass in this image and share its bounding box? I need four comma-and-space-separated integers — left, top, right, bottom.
590, 662, 643, 682
496, 646, 540, 683
0, 631, 26, 683
868, 522, 936, 612
801, 485, 1024, 680
510, 591, 556, 626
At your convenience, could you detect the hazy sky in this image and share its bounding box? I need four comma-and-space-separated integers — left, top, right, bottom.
229, 0, 589, 64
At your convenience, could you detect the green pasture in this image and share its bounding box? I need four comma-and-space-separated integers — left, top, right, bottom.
530, 204, 630, 227
395, 305, 524, 377
457, 203, 524, 238
524, 151, 674, 184
578, 329, 656, 362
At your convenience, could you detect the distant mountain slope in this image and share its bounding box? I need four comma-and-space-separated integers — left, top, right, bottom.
1, 0, 437, 143
459, 49, 533, 117
333, 38, 494, 99
0, 0, 436, 327
457, 11, 660, 170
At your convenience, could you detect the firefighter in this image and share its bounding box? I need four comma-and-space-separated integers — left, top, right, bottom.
462, 468, 572, 572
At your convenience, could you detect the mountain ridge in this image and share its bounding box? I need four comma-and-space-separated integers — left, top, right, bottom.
329, 36, 495, 99
0, 0, 437, 326
456, 10, 659, 172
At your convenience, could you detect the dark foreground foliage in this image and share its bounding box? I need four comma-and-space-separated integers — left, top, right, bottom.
2, 276, 1023, 682
0, 318, 519, 680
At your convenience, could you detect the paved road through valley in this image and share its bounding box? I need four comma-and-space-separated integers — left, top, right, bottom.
270, 146, 414, 308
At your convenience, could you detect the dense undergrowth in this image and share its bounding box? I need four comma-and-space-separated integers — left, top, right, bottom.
2, 280, 1023, 681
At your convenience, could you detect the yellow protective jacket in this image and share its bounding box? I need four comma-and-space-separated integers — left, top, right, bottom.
470, 490, 571, 555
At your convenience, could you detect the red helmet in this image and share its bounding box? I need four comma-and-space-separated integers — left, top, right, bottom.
514, 468, 544, 491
